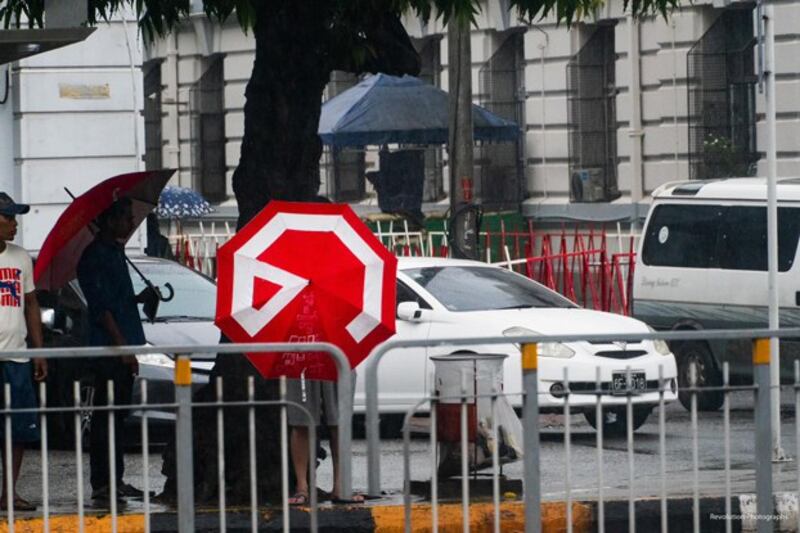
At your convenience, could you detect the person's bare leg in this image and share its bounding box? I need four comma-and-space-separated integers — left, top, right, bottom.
329, 426, 339, 497
329, 427, 362, 501
289, 426, 310, 502
1, 444, 24, 504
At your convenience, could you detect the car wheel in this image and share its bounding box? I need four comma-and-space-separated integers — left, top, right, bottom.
49, 382, 93, 451
380, 414, 405, 439
674, 341, 724, 412
44, 358, 93, 450
584, 406, 651, 437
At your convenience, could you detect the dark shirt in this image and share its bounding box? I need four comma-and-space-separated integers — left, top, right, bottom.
77, 239, 145, 347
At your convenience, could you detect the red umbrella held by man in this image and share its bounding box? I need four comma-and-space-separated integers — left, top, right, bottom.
215, 201, 397, 380
34, 170, 175, 308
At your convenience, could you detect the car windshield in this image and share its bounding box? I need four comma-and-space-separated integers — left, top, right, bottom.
129, 261, 216, 321
404, 266, 576, 312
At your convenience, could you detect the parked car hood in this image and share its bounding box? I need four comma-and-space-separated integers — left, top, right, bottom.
143, 320, 220, 346
142, 320, 219, 370
431, 307, 650, 337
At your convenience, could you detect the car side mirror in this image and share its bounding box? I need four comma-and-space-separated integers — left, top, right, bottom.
397, 301, 423, 322
40, 308, 55, 330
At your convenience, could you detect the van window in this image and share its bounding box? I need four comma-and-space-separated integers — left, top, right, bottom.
718, 206, 766, 271
779, 209, 800, 270
642, 205, 722, 268
643, 204, 800, 271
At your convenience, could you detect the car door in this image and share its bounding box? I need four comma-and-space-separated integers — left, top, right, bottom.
354, 279, 431, 414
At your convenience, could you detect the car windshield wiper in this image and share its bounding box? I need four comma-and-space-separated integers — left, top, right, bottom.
495, 304, 535, 310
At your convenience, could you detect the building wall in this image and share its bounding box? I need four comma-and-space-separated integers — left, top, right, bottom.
406, 0, 800, 219
146, 0, 800, 219
0, 64, 16, 200
10, 10, 145, 250
144, 10, 252, 200
756, 2, 800, 177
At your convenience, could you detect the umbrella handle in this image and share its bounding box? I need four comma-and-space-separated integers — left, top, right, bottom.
126, 256, 174, 303
158, 282, 175, 302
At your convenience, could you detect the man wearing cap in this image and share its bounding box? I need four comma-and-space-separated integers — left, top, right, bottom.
0, 193, 47, 511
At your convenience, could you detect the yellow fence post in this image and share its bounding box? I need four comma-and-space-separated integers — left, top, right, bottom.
521, 343, 541, 533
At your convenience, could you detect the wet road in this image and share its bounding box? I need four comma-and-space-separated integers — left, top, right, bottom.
10, 391, 800, 516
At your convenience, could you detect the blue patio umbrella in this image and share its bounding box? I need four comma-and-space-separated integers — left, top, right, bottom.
157, 185, 215, 219
318, 73, 519, 147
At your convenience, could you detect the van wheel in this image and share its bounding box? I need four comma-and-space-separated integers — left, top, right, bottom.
584, 406, 651, 437
674, 341, 723, 412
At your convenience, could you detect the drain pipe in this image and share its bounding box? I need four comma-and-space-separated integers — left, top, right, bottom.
671, 18, 679, 178
121, 10, 146, 254
531, 26, 549, 198
628, 15, 644, 223
165, 33, 181, 177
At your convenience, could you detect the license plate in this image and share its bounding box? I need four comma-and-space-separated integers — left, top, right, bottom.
611, 371, 647, 395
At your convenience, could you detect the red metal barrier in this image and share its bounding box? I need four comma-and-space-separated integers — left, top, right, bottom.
481, 223, 637, 316
168, 219, 637, 316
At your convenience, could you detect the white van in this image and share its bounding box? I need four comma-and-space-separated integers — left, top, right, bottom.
633, 177, 800, 411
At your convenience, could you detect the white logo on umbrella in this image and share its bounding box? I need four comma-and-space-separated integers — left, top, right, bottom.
230, 213, 384, 342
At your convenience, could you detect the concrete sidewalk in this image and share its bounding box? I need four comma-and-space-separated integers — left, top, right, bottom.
1, 493, 797, 532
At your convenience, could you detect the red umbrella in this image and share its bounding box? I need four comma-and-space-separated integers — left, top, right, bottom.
34, 169, 175, 291
215, 201, 397, 380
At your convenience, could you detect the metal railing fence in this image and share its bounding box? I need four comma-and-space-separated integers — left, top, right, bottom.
0, 341, 352, 533
1, 329, 800, 532
365, 327, 800, 533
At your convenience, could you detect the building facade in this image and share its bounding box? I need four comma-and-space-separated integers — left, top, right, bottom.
143, 0, 800, 222
0, 8, 144, 250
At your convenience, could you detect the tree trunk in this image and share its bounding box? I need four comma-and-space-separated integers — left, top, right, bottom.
160, 4, 333, 505
231, 3, 332, 226
160, 2, 421, 505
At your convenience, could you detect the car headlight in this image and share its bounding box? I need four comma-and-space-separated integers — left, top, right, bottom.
537, 343, 576, 358
136, 352, 174, 368
647, 326, 672, 356
502, 326, 575, 359
503, 326, 538, 339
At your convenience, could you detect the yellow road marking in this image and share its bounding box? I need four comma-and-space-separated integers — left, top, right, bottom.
0, 515, 145, 533
372, 501, 592, 533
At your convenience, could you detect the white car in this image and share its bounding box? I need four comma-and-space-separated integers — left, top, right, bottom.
42, 256, 677, 439
354, 257, 679, 434
38, 257, 219, 446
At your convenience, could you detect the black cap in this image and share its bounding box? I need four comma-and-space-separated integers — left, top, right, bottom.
0, 193, 30, 216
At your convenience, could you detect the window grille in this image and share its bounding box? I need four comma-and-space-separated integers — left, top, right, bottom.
477, 31, 525, 209
687, 8, 757, 180
566, 24, 620, 203
415, 36, 445, 202
321, 71, 365, 202
143, 60, 163, 171
190, 55, 226, 202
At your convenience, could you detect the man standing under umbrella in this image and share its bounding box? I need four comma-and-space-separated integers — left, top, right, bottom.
0, 193, 46, 511
77, 197, 152, 503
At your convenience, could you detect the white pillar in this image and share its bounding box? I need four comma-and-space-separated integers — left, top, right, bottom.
628, 16, 644, 204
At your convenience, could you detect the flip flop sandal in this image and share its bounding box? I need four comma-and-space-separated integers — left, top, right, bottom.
331, 493, 366, 505
288, 492, 309, 506
0, 498, 35, 512
13, 498, 36, 511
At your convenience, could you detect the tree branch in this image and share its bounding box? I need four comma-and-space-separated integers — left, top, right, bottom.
329, 12, 421, 77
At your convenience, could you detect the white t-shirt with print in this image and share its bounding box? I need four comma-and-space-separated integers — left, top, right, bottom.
0, 243, 34, 363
